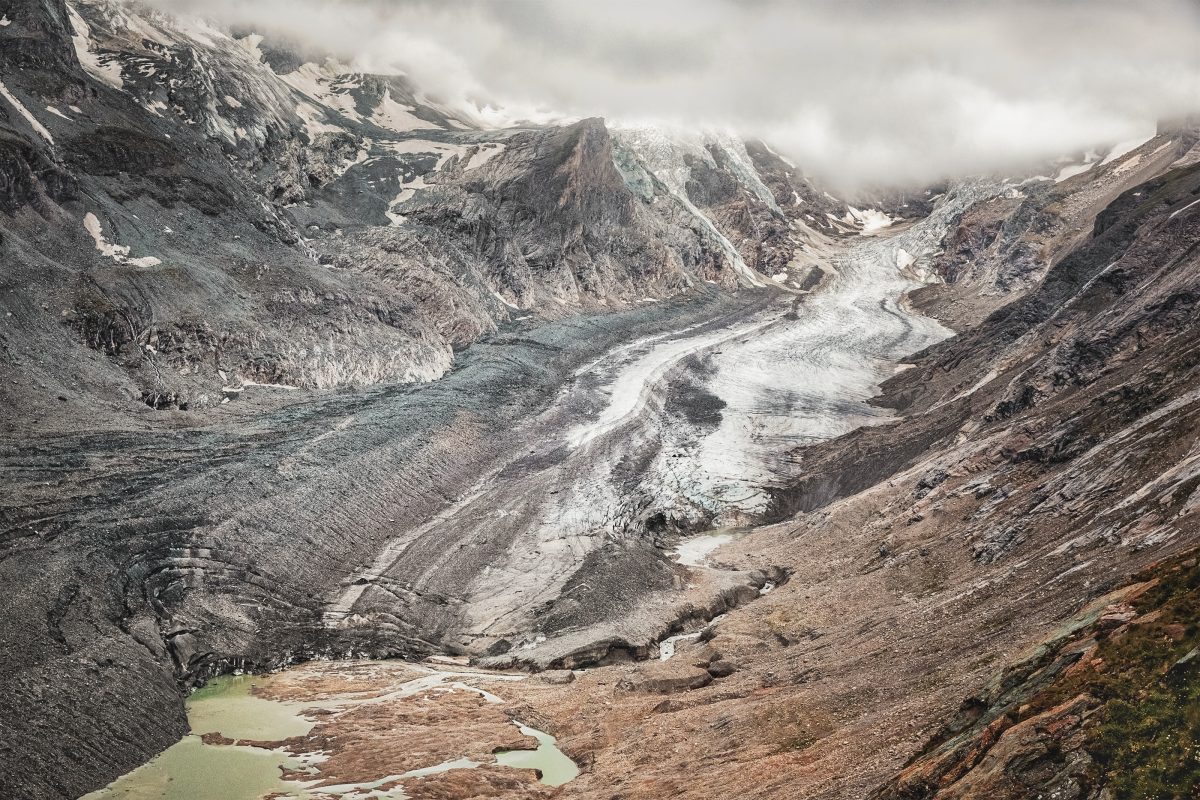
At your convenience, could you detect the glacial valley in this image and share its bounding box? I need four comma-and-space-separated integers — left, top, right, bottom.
3, 2, 1200, 799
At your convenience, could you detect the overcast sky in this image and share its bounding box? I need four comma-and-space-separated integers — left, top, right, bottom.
150, 0, 1200, 191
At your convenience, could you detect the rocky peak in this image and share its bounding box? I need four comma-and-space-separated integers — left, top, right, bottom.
540, 117, 635, 225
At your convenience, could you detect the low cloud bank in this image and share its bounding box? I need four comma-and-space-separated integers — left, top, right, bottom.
149, 0, 1200, 191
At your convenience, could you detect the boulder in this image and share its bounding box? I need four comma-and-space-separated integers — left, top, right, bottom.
537, 670, 576, 686
618, 662, 712, 694
707, 660, 738, 679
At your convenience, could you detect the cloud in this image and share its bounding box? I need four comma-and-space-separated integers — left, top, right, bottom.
145, 0, 1200, 191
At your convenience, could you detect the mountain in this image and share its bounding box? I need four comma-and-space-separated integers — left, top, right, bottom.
0, 1, 883, 795
1, 0, 870, 421
3, 1, 1199, 799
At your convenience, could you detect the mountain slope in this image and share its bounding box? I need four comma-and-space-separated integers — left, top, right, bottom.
519, 132, 1200, 799
0, 2, 885, 797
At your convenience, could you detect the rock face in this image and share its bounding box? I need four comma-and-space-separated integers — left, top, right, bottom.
871, 552, 1200, 799
618, 662, 714, 694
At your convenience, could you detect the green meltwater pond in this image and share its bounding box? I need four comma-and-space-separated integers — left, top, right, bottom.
80, 676, 317, 800
495, 723, 580, 787
186, 674, 317, 740
78, 736, 312, 800
81, 667, 580, 799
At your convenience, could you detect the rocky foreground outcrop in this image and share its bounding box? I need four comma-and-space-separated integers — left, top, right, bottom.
871, 550, 1200, 799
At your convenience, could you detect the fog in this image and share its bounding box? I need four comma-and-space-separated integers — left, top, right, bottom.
147, 0, 1200, 191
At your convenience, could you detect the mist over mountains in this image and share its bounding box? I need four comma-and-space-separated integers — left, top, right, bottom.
144, 0, 1200, 190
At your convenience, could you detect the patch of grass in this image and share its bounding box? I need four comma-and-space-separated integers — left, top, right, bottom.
1089, 557, 1200, 800
1090, 666, 1200, 800
1022, 555, 1200, 799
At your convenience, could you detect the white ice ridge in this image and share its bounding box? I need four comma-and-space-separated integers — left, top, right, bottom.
67, 4, 124, 90
84, 213, 162, 268
565, 313, 777, 451
0, 80, 54, 145
845, 206, 894, 234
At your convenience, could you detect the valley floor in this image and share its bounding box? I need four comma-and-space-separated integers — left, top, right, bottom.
14, 149, 1200, 800
75, 190, 996, 799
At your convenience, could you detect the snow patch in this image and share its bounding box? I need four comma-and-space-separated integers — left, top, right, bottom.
846, 206, 894, 234
1100, 132, 1155, 166
386, 174, 429, 224
235, 32, 264, 62
371, 88, 441, 132
1054, 149, 1102, 183
895, 248, 916, 270
1112, 153, 1145, 176
0, 81, 54, 144
293, 101, 340, 139
280, 62, 364, 125
383, 139, 465, 164
45, 106, 71, 121
84, 213, 161, 267
0, 15, 11, 26
466, 142, 506, 170
67, 5, 124, 90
